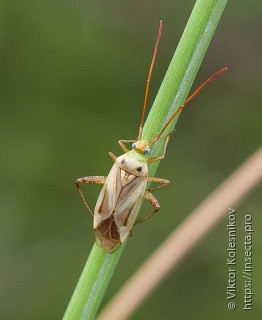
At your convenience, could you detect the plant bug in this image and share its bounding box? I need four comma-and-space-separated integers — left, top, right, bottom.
76, 21, 228, 253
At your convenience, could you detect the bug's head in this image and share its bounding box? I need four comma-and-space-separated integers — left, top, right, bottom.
117, 149, 148, 177
132, 140, 151, 156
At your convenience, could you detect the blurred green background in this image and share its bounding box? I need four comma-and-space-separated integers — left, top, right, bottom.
1, 0, 261, 319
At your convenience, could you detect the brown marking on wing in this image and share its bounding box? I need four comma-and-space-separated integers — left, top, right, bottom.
97, 164, 122, 215
98, 187, 110, 213
114, 173, 147, 227
95, 216, 121, 253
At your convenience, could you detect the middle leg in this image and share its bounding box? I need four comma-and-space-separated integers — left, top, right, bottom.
75, 176, 106, 217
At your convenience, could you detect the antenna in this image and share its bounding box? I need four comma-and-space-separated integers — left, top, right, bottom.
137, 20, 162, 140
150, 67, 228, 145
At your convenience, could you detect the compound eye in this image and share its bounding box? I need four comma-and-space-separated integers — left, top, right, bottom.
144, 148, 151, 155
132, 142, 137, 149
137, 167, 142, 172
121, 159, 126, 164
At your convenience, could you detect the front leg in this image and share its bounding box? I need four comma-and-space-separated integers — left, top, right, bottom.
75, 176, 106, 217
148, 129, 175, 163
118, 139, 137, 153
134, 176, 170, 225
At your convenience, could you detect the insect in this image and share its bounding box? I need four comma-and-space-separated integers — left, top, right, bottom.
76, 21, 227, 253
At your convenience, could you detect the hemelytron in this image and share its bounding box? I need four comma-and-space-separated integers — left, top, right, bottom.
75, 21, 228, 252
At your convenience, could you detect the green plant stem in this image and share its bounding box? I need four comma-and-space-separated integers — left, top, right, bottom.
143, 0, 228, 177
63, 244, 125, 320
63, 0, 228, 319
